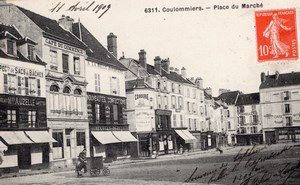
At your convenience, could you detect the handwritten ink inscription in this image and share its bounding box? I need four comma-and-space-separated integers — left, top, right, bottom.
184, 145, 300, 185
50, 1, 111, 19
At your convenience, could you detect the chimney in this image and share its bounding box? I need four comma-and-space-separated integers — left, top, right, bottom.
107, 32, 118, 58
205, 87, 212, 96
195, 77, 203, 88
161, 58, 170, 73
58, 15, 74, 32
261, 72, 266, 82
170, 67, 174, 72
219, 89, 230, 95
275, 71, 280, 80
190, 77, 195, 83
138, 49, 147, 69
181, 67, 186, 78
136, 78, 145, 88
154, 56, 162, 74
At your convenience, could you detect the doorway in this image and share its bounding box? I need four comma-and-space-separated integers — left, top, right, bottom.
18, 145, 31, 169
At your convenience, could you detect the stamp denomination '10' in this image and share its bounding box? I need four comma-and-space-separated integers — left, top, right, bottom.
255, 9, 298, 62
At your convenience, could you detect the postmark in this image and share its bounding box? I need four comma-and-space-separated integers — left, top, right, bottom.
255, 9, 298, 62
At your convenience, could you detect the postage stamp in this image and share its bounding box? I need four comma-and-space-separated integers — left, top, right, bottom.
255, 9, 298, 62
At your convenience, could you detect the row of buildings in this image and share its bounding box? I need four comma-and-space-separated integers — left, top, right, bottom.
0, 2, 299, 173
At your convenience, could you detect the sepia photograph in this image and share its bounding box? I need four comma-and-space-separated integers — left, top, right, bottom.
0, 0, 299, 184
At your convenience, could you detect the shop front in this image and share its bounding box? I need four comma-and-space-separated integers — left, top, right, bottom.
174, 129, 197, 153
236, 133, 263, 146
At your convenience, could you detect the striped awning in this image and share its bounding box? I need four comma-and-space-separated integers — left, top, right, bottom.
91, 131, 121, 144
0, 131, 34, 145
175, 130, 197, 143
0, 140, 7, 151
113, 131, 138, 142
25, 131, 57, 143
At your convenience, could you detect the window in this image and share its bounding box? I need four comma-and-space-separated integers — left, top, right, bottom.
286, 117, 292, 126
178, 85, 182, 94
7, 39, 14, 55
194, 119, 197, 131
28, 45, 35, 61
252, 105, 256, 112
173, 115, 176, 127
187, 102, 190, 112
74, 57, 80, 75
112, 104, 119, 123
8, 75, 16, 94
178, 96, 183, 109
171, 96, 176, 109
50, 85, 60, 92
95, 103, 105, 123
238, 106, 245, 113
37, 79, 41, 96
251, 127, 257, 133
227, 110, 230, 117
74, 88, 82, 95
192, 89, 196, 99
63, 86, 71, 94
188, 118, 191, 130
228, 121, 231, 130
17, 76, 22, 94
157, 95, 161, 109
171, 83, 175, 92
164, 96, 168, 109
7, 110, 17, 128
157, 81, 161, 90
283, 91, 290, 100
52, 131, 64, 159
110, 76, 119, 95
3, 74, 8, 93
284, 104, 290, 114
94, 74, 100, 92
24, 77, 29, 95
239, 116, 245, 125
62, 54, 69, 73
50, 50, 58, 70
29, 78, 36, 95
76, 131, 85, 147
252, 115, 258, 123
163, 81, 167, 91
180, 115, 183, 127
187, 88, 190, 97
28, 110, 36, 128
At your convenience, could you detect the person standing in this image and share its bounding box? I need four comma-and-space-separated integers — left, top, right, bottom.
76, 149, 87, 177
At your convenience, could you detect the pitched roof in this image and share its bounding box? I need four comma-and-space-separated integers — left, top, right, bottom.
218, 91, 240, 105
17, 6, 86, 49
259, 72, 300, 89
146, 64, 192, 84
236, 93, 260, 106
0, 49, 46, 65
125, 79, 152, 91
72, 22, 126, 71
0, 24, 22, 39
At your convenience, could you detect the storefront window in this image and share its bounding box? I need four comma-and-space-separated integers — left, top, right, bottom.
28, 110, 36, 128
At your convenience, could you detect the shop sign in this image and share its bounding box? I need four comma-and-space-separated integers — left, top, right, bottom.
0, 64, 43, 78
0, 96, 45, 107
136, 111, 152, 132
45, 38, 83, 54
87, 94, 126, 105
135, 93, 150, 107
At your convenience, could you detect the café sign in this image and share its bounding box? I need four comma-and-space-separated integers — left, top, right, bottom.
45, 38, 83, 54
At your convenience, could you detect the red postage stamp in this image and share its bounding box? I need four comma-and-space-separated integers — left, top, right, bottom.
255, 9, 298, 62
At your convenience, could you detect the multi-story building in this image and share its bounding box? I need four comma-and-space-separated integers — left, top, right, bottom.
260, 71, 300, 144
0, 4, 90, 167
218, 90, 240, 145
72, 22, 137, 161
236, 93, 263, 145
120, 51, 198, 156
202, 89, 228, 149
0, 23, 55, 172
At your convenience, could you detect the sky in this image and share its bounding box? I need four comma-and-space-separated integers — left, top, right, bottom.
8, 0, 300, 96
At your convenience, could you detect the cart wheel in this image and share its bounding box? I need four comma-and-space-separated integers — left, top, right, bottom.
102, 168, 110, 176
90, 169, 99, 177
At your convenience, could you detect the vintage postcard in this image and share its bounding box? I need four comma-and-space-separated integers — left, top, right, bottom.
0, 0, 299, 184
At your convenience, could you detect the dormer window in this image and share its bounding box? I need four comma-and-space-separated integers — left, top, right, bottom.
28, 45, 35, 61
7, 39, 14, 55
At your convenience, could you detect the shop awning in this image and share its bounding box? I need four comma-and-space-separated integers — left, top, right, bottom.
25, 131, 57, 143
91, 131, 121, 144
0, 140, 7, 151
0, 131, 33, 145
175, 130, 196, 143
113, 131, 138, 142
181, 130, 197, 140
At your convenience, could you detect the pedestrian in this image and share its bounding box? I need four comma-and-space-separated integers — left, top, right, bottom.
76, 149, 87, 177
179, 144, 183, 155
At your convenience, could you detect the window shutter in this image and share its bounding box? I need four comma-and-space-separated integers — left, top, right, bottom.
37, 79, 41, 96
110, 77, 113, 94
117, 78, 120, 95
4, 74, 8, 93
